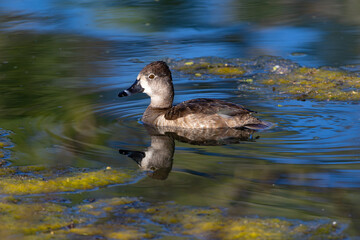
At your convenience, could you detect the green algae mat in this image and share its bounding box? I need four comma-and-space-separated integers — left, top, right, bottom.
171, 57, 360, 101
0, 197, 346, 239
0, 166, 135, 195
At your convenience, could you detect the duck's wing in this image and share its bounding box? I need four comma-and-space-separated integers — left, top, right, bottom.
164, 98, 253, 120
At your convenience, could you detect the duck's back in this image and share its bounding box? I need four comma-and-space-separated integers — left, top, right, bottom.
149, 98, 268, 129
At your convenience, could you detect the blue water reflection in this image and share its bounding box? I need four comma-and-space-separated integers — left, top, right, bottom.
1, 0, 360, 66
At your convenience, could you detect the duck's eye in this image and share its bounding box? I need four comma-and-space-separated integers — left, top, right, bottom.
148, 74, 155, 79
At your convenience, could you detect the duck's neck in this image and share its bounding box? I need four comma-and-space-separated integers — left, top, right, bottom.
148, 83, 174, 108
149, 95, 173, 109
142, 105, 172, 125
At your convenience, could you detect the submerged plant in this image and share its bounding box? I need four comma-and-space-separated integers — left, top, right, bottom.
263, 67, 360, 101
0, 197, 345, 239
0, 166, 136, 195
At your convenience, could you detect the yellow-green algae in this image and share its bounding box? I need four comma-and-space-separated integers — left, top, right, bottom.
12, 197, 345, 240
173, 57, 360, 101
148, 204, 344, 240
263, 67, 360, 101
0, 197, 345, 239
0, 201, 75, 238
0, 166, 135, 195
174, 61, 245, 77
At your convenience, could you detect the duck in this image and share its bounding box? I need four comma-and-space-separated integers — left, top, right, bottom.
118, 61, 269, 129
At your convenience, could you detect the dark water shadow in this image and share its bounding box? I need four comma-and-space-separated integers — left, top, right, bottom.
119, 124, 257, 180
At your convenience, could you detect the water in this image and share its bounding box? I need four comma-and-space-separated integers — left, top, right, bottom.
0, 0, 360, 237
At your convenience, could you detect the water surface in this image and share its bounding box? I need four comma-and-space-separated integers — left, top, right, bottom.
0, 0, 360, 237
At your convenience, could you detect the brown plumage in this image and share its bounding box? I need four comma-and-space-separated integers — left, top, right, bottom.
119, 61, 270, 130
141, 61, 172, 77
164, 98, 253, 120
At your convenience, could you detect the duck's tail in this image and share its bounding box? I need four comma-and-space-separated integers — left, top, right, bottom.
243, 120, 273, 130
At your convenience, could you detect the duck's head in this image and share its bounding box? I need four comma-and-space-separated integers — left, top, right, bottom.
119, 61, 174, 108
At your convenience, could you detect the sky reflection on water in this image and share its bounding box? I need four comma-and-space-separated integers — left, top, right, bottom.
1, 0, 360, 66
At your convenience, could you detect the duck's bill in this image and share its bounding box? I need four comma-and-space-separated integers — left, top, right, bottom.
118, 79, 144, 97
119, 149, 145, 165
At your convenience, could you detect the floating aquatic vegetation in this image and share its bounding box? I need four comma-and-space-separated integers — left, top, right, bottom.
262, 67, 360, 101
0, 197, 345, 240
171, 57, 360, 101
0, 201, 74, 238
0, 166, 136, 195
171, 56, 299, 78
147, 203, 344, 240
173, 60, 246, 78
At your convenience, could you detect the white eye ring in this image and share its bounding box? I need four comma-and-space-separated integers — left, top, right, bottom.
148, 74, 155, 79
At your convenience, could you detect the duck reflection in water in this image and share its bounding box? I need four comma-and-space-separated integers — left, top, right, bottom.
119, 124, 257, 180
